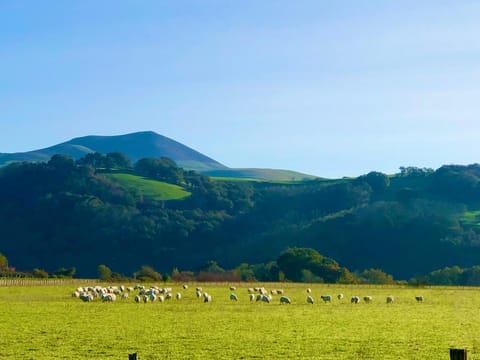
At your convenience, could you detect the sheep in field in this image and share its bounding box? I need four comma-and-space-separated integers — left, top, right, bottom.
415, 295, 424, 302
134, 295, 140, 303
351, 296, 360, 304
261, 295, 271, 303
176, 293, 182, 300
306, 295, 314, 304
306, 288, 312, 294
203, 293, 212, 303
230, 286, 237, 291
249, 294, 255, 301
247, 288, 255, 293
196, 290, 202, 298
230, 293, 238, 301
158, 295, 165, 302
386, 295, 394, 304
363, 296, 373, 303
320, 295, 332, 303
183, 284, 188, 289
280, 296, 291, 304
337, 293, 344, 300
121, 293, 129, 300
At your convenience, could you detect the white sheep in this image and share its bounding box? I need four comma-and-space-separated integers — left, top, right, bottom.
351, 296, 360, 304
230, 293, 238, 301
134, 295, 140, 303
363, 296, 373, 303
196, 290, 202, 298
249, 294, 255, 301
121, 293, 129, 300
386, 295, 394, 304
337, 293, 344, 300
280, 296, 291, 304
306, 288, 312, 294
230, 286, 236, 291
176, 293, 182, 300
203, 293, 212, 303
415, 295, 424, 302
183, 284, 189, 289
306, 295, 314, 304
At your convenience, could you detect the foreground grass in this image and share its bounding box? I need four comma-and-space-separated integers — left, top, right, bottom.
104, 173, 191, 201
0, 283, 479, 359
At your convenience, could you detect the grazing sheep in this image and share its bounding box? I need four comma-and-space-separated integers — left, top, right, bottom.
415, 295, 424, 302
80, 293, 94, 302
280, 296, 291, 304
261, 295, 271, 303
386, 295, 394, 304
306, 295, 314, 304
102, 293, 117, 302
196, 290, 202, 298
320, 295, 332, 303
276, 289, 284, 295
166, 293, 173, 300
306, 288, 312, 294
351, 296, 360, 304
176, 293, 182, 300
72, 291, 80, 298
230, 293, 238, 301
121, 293, 129, 300
270, 290, 278, 295
183, 284, 189, 289
134, 295, 140, 303
230, 286, 237, 291
203, 293, 212, 303
149, 293, 157, 302
142, 295, 149, 303
247, 288, 255, 293
196, 287, 202, 292
249, 294, 255, 301
256, 294, 263, 302
337, 293, 344, 300
158, 295, 165, 302
363, 296, 373, 303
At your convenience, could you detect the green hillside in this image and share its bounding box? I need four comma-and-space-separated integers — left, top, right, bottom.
104, 173, 190, 201
203, 168, 318, 181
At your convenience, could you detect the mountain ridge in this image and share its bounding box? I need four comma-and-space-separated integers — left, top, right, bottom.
0, 131, 316, 180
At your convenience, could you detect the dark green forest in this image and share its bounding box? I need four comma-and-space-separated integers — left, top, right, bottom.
2, 153, 480, 284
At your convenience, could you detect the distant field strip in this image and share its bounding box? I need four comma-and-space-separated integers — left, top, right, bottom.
0, 283, 479, 359
104, 173, 190, 200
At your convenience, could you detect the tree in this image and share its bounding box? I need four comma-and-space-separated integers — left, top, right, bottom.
32, 268, 49, 278
360, 268, 394, 284
0, 252, 8, 272
97, 264, 112, 280
134, 265, 162, 282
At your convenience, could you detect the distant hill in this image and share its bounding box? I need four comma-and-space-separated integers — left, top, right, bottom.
0, 131, 317, 181
203, 168, 317, 181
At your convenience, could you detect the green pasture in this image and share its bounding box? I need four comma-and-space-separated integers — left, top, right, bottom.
103, 173, 191, 201
0, 282, 479, 359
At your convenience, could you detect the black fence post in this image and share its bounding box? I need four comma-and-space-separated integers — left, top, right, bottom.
450, 348, 467, 360
128, 352, 138, 360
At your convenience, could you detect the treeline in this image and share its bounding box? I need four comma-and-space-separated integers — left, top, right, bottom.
2, 154, 480, 280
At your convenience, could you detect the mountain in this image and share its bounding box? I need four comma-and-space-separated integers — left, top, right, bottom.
0, 131, 316, 180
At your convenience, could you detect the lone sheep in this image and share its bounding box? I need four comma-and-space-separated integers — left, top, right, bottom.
280, 296, 291, 304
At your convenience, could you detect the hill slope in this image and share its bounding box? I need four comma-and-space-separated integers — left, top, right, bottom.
0, 131, 227, 173
0, 131, 317, 181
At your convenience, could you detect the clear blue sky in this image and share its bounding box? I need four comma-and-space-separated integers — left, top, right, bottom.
1, 1, 479, 178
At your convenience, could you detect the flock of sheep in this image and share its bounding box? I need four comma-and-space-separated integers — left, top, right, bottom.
72, 284, 425, 305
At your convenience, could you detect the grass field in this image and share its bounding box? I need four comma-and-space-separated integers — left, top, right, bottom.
104, 173, 191, 201
0, 282, 479, 359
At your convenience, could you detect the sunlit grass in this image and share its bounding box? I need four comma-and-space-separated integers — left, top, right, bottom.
0, 283, 478, 359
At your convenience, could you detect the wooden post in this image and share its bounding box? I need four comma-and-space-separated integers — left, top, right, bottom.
450, 348, 467, 360
128, 353, 138, 360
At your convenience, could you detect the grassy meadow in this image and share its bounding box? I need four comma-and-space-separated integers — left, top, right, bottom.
103, 173, 191, 201
1, 282, 479, 359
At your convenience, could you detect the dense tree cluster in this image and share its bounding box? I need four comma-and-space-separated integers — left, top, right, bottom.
2, 154, 480, 282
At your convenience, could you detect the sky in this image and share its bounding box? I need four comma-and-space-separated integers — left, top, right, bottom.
1, 1, 480, 178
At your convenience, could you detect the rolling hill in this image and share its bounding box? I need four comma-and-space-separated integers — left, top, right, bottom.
0, 131, 317, 181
